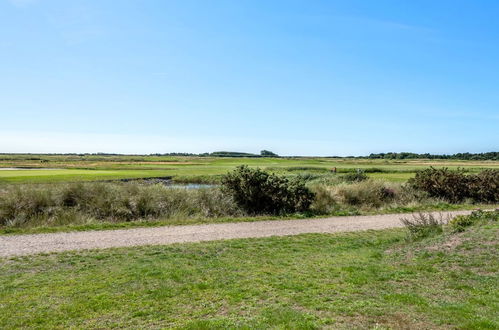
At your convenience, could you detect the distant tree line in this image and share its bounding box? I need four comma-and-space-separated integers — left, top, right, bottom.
153, 150, 280, 158
366, 152, 499, 160
2, 151, 497, 160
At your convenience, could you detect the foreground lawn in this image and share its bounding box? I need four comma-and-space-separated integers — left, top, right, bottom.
1, 225, 497, 328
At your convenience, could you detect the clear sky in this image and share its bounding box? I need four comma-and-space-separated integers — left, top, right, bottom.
1, 0, 498, 156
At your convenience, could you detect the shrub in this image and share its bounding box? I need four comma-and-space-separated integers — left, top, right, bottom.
449, 209, 499, 232
221, 166, 315, 215
448, 215, 475, 233
409, 168, 471, 203
409, 168, 499, 203
468, 169, 499, 203
401, 212, 445, 240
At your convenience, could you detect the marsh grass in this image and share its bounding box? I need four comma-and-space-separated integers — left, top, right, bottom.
311, 179, 436, 212
0, 179, 495, 233
0, 182, 243, 228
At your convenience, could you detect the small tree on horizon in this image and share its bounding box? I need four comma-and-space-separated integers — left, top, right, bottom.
260, 150, 279, 157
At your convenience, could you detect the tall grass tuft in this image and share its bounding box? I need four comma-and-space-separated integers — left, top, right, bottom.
310, 179, 439, 212
334, 180, 397, 208
0, 182, 243, 228
400, 212, 446, 240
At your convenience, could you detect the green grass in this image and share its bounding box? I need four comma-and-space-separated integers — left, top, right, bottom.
0, 168, 418, 184
0, 169, 177, 184
1, 224, 497, 328
1, 154, 498, 183
368, 172, 415, 182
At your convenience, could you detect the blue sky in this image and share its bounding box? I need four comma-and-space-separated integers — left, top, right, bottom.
1, 0, 498, 155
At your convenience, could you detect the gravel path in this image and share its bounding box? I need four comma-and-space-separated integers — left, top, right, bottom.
0, 210, 473, 257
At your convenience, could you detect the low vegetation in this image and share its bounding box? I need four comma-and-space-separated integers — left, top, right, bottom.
409, 168, 499, 203
0, 183, 243, 228
1, 166, 497, 233
401, 209, 498, 240
221, 166, 314, 215
400, 212, 446, 240
449, 209, 499, 232
310, 179, 437, 213
1, 213, 497, 328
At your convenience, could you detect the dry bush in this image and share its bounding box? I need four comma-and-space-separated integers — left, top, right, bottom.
400, 212, 447, 240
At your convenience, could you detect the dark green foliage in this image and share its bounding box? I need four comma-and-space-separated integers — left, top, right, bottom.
208, 151, 259, 157
409, 168, 499, 203
400, 212, 444, 240
260, 150, 279, 157
409, 168, 470, 203
449, 209, 499, 232
368, 151, 499, 160
468, 169, 499, 203
221, 166, 315, 215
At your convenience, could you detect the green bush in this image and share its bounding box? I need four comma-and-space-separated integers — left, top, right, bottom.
468, 169, 499, 203
449, 209, 499, 232
409, 168, 470, 203
409, 168, 499, 203
221, 166, 315, 215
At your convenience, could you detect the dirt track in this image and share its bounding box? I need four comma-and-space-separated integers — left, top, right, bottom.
0, 210, 472, 257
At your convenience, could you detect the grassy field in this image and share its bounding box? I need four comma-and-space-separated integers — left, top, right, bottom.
0, 168, 177, 184
1, 223, 497, 328
1, 154, 498, 183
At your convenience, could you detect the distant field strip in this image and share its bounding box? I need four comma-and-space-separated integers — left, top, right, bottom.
1, 156, 498, 183
0, 169, 175, 183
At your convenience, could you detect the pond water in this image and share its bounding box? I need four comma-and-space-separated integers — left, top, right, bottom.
166, 183, 217, 189
120, 178, 217, 189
